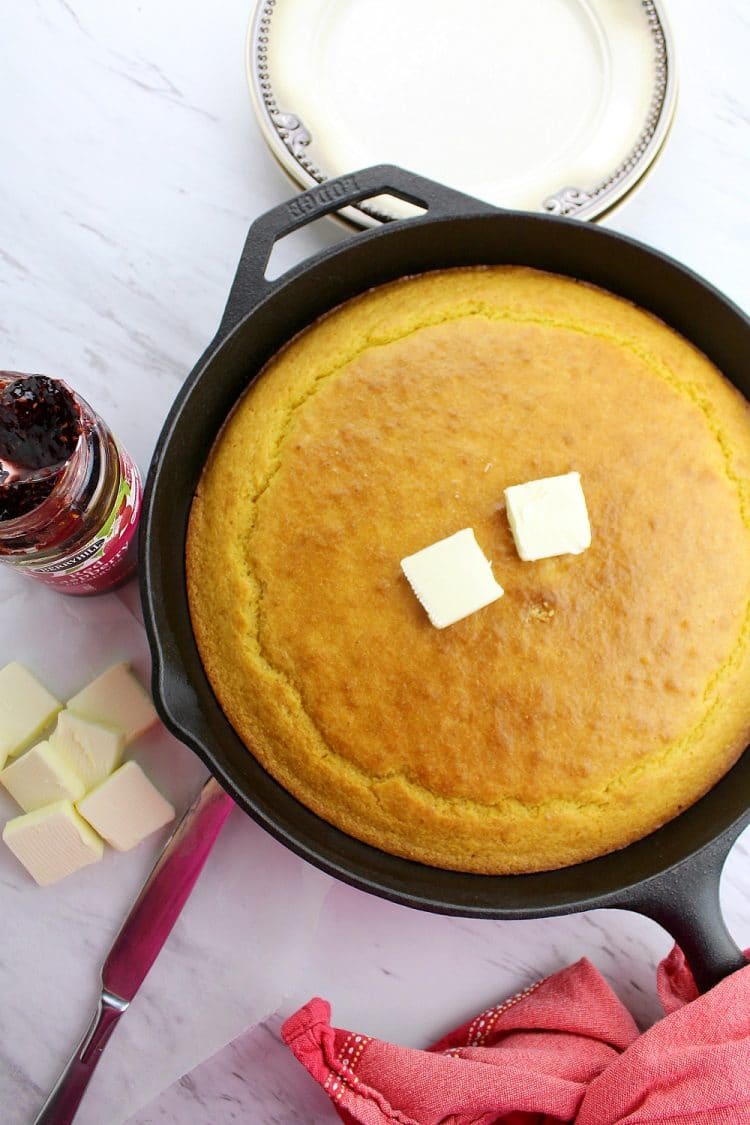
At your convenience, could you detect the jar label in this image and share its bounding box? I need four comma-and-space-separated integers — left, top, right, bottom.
21, 446, 142, 594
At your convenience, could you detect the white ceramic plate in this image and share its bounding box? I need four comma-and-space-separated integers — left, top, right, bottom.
248, 0, 676, 226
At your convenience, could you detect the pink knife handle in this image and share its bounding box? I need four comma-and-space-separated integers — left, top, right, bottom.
102, 776, 234, 998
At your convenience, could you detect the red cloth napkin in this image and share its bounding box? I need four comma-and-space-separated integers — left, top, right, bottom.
282, 946, 750, 1124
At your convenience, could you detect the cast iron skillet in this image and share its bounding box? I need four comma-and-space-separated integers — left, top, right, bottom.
141, 165, 750, 993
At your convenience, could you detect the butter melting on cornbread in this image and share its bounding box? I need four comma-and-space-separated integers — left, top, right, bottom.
504, 471, 591, 561
400, 528, 503, 628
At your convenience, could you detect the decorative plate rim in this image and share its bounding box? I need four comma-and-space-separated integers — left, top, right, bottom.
247, 0, 678, 226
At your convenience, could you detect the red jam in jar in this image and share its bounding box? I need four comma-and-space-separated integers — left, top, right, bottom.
0, 373, 141, 595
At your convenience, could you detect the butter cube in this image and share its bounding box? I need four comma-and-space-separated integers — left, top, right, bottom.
400, 528, 504, 629
504, 471, 591, 562
77, 761, 174, 851
3, 801, 104, 886
0, 662, 61, 768
0, 739, 86, 812
67, 663, 158, 745
51, 710, 125, 790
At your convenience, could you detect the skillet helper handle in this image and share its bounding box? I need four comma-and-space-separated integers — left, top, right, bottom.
217, 164, 498, 337
631, 832, 748, 994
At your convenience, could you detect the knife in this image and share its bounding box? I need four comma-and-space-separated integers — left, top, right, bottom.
33, 776, 234, 1125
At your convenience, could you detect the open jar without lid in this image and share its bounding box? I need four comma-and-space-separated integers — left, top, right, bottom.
0, 374, 141, 595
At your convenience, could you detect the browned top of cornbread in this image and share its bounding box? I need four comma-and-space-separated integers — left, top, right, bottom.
186, 266, 750, 873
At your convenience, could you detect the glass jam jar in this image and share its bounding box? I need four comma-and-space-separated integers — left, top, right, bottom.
0, 374, 141, 595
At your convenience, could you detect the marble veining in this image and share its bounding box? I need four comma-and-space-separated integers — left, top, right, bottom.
0, 1, 748, 1122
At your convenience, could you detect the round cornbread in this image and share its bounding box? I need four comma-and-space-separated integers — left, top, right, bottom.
186, 266, 750, 874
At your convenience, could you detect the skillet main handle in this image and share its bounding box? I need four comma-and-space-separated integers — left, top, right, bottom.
629, 830, 748, 994
217, 164, 498, 337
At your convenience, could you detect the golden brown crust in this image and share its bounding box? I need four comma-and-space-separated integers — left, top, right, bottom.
186, 267, 750, 873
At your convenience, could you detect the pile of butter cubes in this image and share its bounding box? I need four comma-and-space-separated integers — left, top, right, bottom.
0, 662, 175, 886
400, 470, 592, 629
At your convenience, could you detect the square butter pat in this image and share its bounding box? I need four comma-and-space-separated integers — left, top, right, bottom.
504, 471, 591, 562
51, 710, 125, 790
0, 662, 61, 768
67, 663, 158, 745
0, 739, 86, 813
77, 760, 175, 851
400, 528, 504, 629
3, 801, 104, 886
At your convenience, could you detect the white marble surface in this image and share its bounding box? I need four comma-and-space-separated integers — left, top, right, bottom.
0, 1, 749, 1122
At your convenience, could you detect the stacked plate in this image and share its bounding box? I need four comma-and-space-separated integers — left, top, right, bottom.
247, 0, 677, 227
